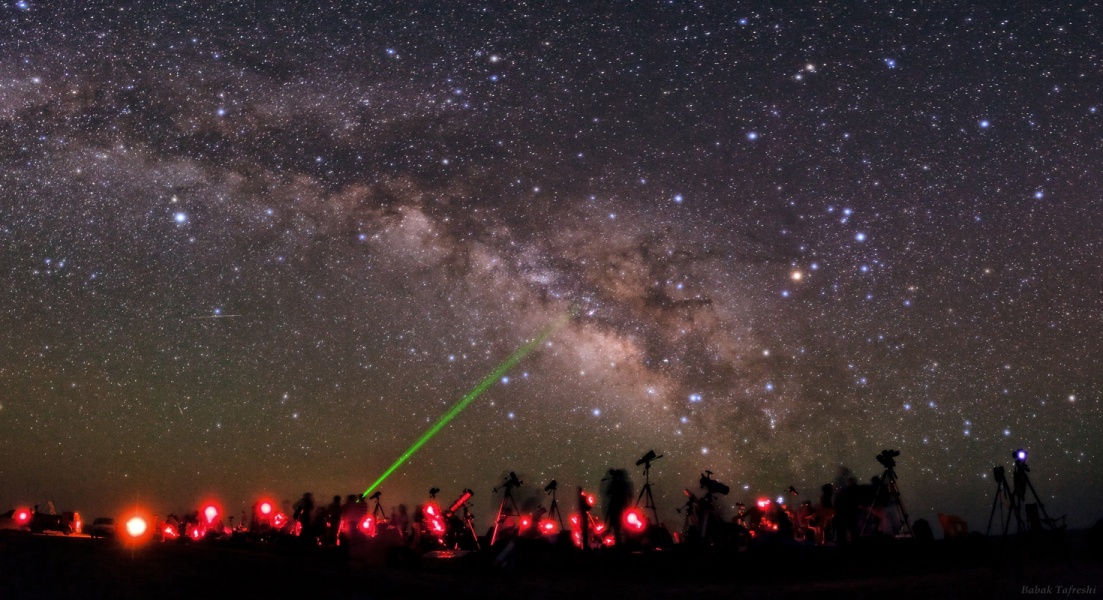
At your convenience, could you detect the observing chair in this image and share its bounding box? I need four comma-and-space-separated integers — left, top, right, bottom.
1025, 503, 1066, 532
937, 513, 969, 539
804, 508, 835, 545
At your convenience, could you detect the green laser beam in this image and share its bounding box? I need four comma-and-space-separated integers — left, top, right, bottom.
362, 318, 565, 498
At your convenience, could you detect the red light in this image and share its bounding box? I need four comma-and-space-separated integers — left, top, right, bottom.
539, 518, 558, 534
191, 528, 201, 540
422, 503, 445, 536
203, 505, 219, 524
126, 516, 148, 538
569, 514, 580, 527
602, 535, 616, 546
259, 502, 272, 515
519, 515, 532, 530
584, 493, 596, 507
14, 509, 30, 525
163, 524, 178, 539
359, 516, 375, 536
594, 523, 606, 534
448, 491, 473, 514
756, 498, 771, 510
623, 507, 647, 533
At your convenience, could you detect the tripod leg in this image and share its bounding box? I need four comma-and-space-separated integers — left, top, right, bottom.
643, 485, 659, 522
490, 496, 508, 546
987, 487, 1004, 536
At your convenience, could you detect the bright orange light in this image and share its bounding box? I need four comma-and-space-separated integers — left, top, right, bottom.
539, 518, 558, 534
259, 502, 273, 515
756, 498, 771, 510
14, 509, 30, 524
623, 507, 646, 533
126, 516, 148, 538
203, 505, 219, 523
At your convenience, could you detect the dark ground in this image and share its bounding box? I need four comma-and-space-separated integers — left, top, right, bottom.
1, 529, 1100, 599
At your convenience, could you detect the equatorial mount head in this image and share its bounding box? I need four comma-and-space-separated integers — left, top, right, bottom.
544, 479, 557, 493
495, 471, 523, 492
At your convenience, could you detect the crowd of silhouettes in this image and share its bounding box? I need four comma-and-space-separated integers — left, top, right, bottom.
118, 454, 1078, 559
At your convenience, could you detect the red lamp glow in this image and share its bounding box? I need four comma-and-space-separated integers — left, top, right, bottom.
359, 516, 375, 536
623, 507, 647, 533
203, 505, 219, 524
126, 516, 148, 538
423, 503, 446, 536
756, 497, 771, 510
539, 518, 558, 534
259, 501, 273, 516
14, 508, 30, 525
519, 515, 532, 530
273, 513, 287, 528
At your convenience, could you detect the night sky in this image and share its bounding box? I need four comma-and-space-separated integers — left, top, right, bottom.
1, 1, 1100, 530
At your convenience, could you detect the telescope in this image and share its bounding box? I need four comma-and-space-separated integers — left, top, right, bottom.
636, 450, 663, 466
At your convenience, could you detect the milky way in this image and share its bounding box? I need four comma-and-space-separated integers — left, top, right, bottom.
1, 2, 1100, 529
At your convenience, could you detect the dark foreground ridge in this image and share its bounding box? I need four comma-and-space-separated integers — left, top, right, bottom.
1, 528, 1101, 600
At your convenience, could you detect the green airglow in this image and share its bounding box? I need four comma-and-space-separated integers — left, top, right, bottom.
362, 318, 564, 498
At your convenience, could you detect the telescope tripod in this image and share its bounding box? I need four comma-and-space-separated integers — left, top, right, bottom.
862, 466, 913, 537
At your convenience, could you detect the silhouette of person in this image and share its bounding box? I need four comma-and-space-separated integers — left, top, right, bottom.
602, 468, 631, 545
833, 477, 859, 544
294, 492, 314, 540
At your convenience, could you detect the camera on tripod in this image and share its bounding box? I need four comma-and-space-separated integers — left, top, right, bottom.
876, 449, 900, 469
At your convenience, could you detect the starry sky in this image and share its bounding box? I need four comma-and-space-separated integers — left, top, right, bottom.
1, 1, 1100, 529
